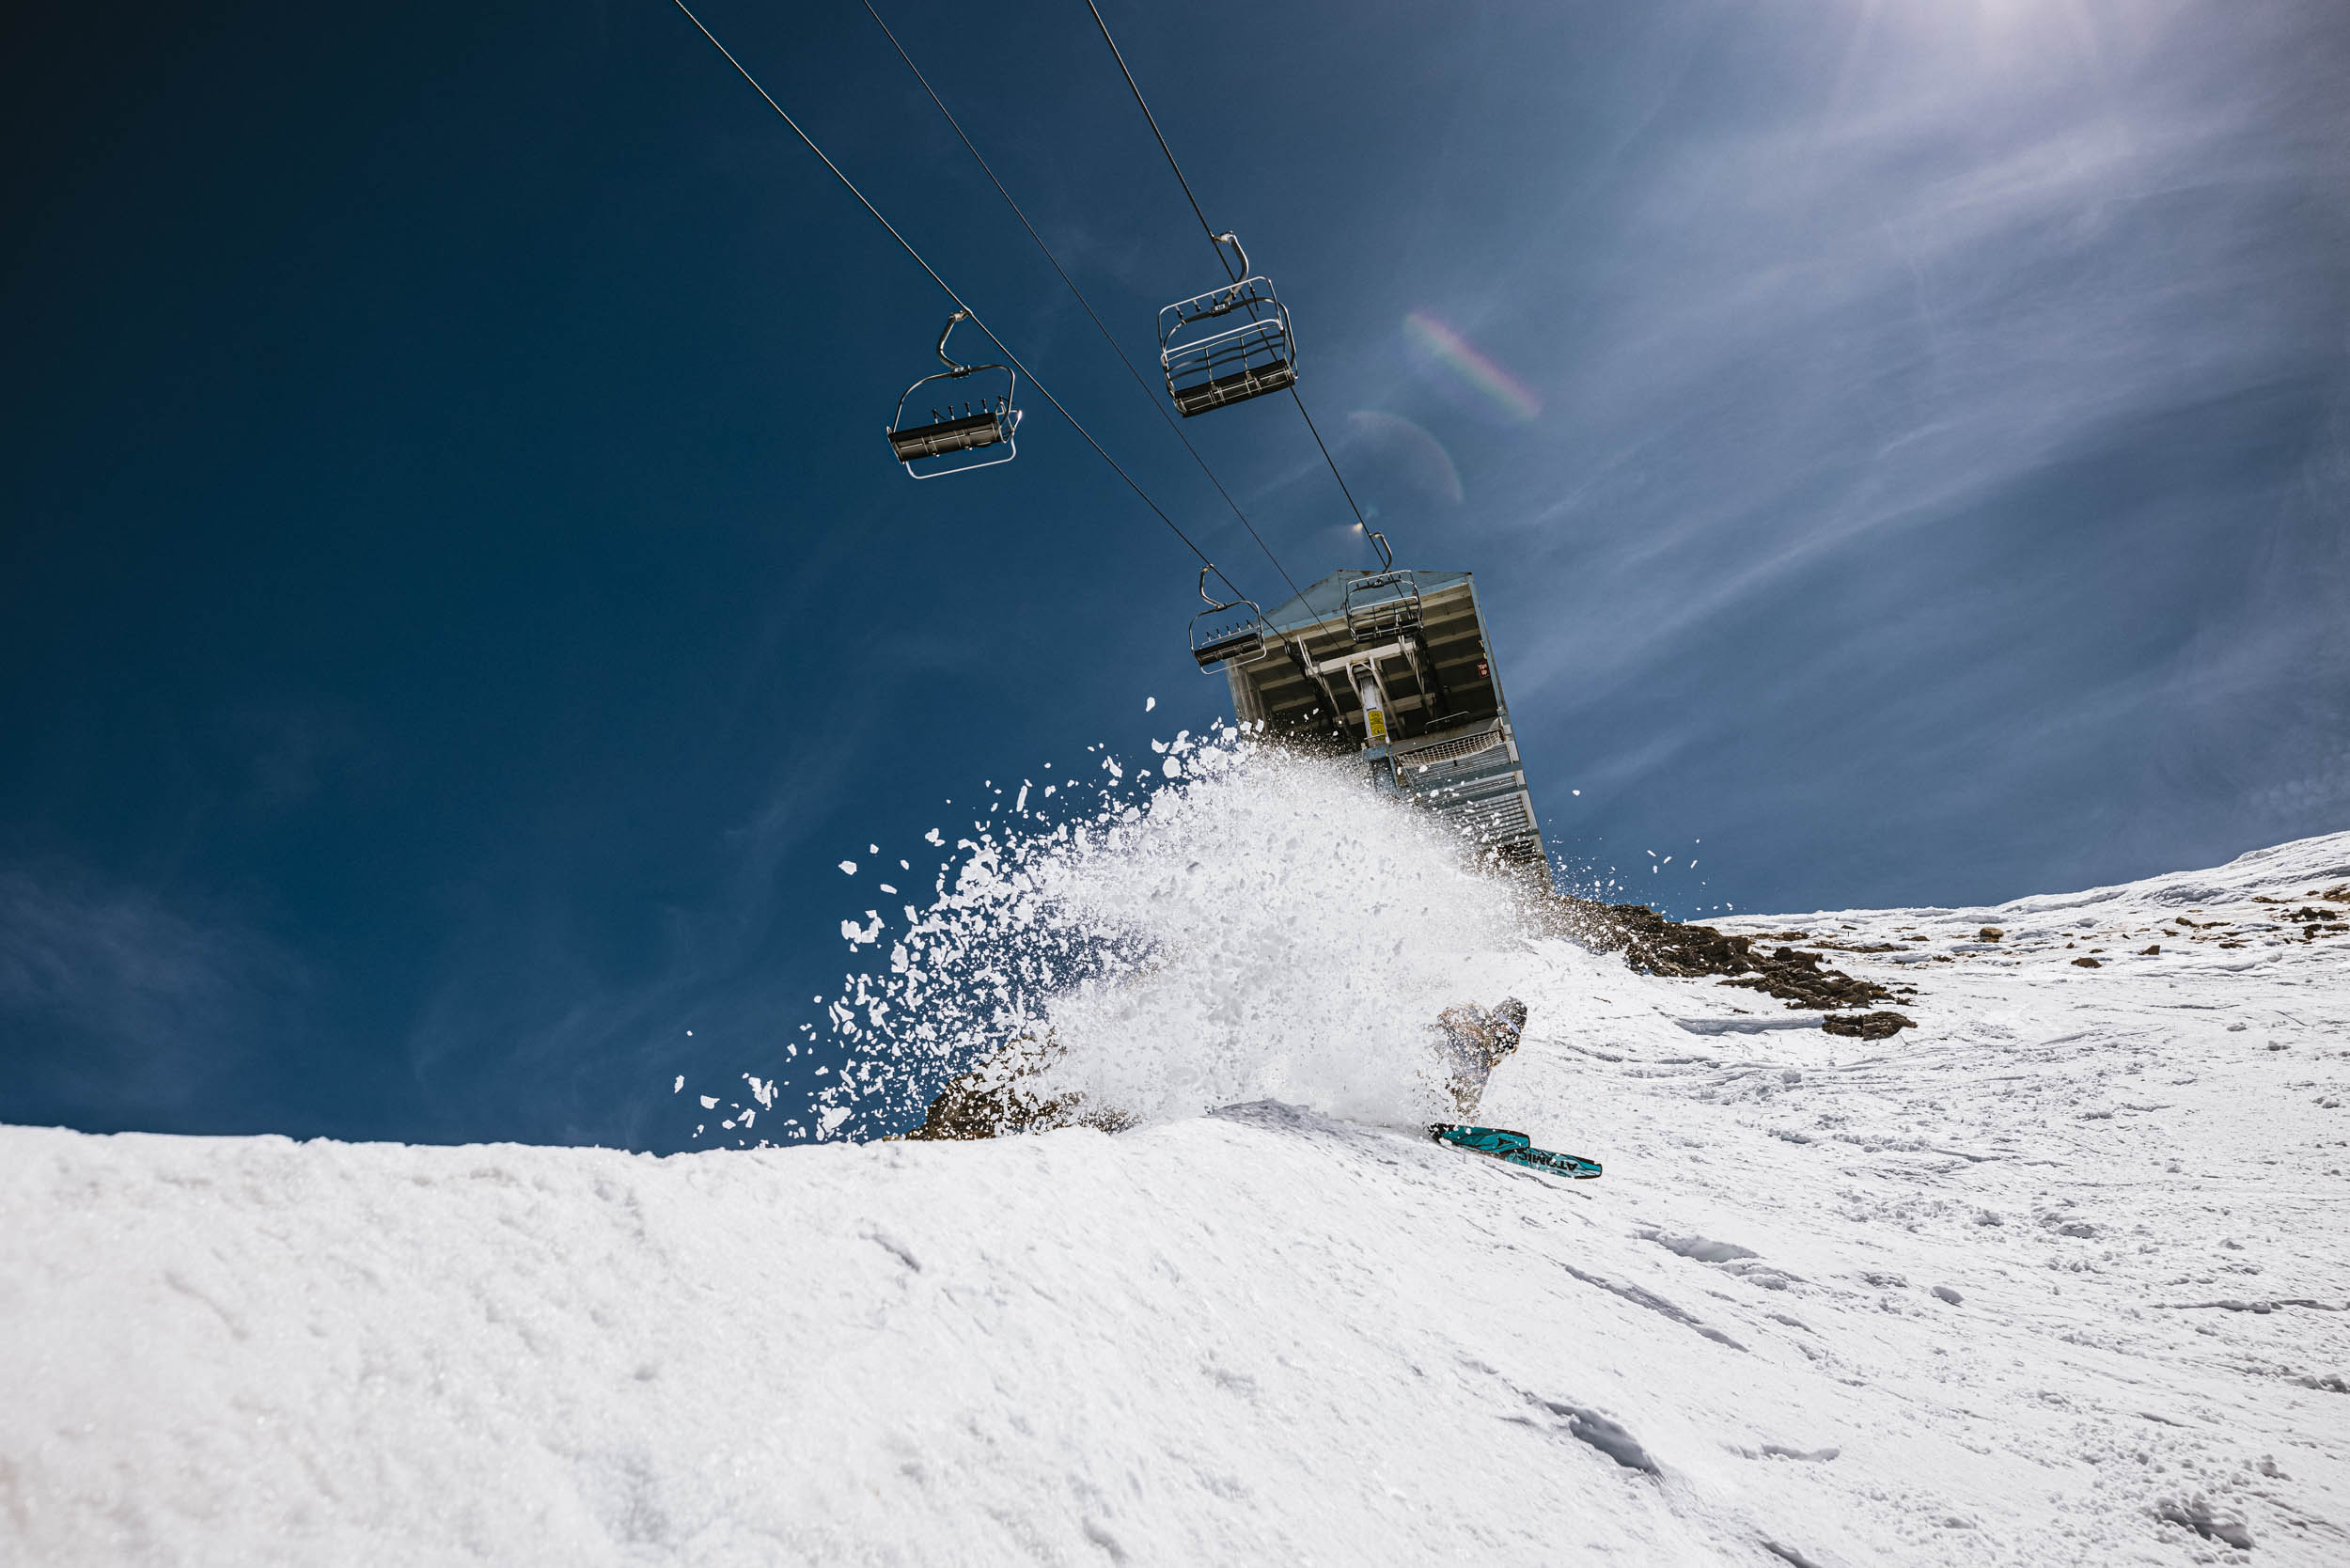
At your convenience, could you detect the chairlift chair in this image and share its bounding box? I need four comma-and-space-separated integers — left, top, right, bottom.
1158, 232, 1296, 417
1188, 568, 1272, 671
885, 309, 1022, 478
1341, 533, 1422, 644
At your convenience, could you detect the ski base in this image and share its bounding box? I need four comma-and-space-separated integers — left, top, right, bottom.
1430, 1123, 1602, 1180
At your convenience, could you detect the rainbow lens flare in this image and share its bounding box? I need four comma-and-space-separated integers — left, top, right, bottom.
1402, 312, 1542, 423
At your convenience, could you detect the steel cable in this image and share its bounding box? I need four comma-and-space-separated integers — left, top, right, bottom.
862, 0, 1303, 604
1081, 0, 1383, 554
669, 0, 1250, 603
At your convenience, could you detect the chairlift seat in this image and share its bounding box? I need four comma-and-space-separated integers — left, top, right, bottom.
886, 408, 1009, 463
1191, 621, 1270, 669
1172, 353, 1296, 418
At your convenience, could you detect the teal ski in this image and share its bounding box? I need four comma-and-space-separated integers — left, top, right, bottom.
1430, 1123, 1601, 1180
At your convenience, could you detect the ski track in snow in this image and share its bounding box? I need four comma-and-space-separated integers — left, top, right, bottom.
5, 834, 2349, 1564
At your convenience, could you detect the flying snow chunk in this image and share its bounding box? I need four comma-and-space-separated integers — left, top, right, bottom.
672, 1075, 684, 1093
1145, 696, 1156, 712
1162, 755, 1183, 779
699, 1095, 718, 1109
838, 860, 857, 875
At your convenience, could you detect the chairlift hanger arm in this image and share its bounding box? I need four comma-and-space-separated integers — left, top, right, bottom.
935, 308, 976, 372
1211, 232, 1251, 309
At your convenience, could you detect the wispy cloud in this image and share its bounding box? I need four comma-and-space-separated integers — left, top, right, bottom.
1354, 0, 2350, 902
1485, 8, 2340, 670
0, 868, 306, 1121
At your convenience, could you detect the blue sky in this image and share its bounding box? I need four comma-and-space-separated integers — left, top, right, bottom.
4, 0, 2344, 1148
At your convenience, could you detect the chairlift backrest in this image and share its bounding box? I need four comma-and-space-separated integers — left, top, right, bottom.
885, 309, 1024, 478
1158, 232, 1297, 418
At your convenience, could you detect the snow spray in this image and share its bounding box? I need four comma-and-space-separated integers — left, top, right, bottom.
791, 727, 1546, 1141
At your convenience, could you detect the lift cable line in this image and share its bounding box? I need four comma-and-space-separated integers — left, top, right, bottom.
1080, 0, 1220, 250
860, 0, 1304, 604
666, 0, 1249, 601
1080, 0, 1381, 557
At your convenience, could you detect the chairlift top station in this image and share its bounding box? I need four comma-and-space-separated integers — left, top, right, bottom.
673, 0, 1550, 877
1193, 555, 1548, 875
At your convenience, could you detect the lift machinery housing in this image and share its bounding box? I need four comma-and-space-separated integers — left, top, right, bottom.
1194, 551, 1547, 876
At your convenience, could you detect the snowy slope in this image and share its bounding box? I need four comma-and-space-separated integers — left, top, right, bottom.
6, 831, 2347, 1566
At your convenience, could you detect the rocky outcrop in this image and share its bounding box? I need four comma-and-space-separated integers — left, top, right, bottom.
901, 1034, 1133, 1142
1551, 896, 1904, 1011
1821, 1011, 1915, 1041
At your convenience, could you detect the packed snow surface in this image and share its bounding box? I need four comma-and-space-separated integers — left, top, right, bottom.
8, 818, 2350, 1564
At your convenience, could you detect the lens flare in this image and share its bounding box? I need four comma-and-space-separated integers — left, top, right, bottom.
1402, 312, 1541, 423
1344, 410, 1465, 507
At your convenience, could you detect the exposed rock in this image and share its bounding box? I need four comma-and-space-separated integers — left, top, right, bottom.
1550, 896, 1902, 1011
1822, 1011, 1913, 1040
902, 1034, 1133, 1142
1977, 926, 2004, 942
2072, 956, 2102, 968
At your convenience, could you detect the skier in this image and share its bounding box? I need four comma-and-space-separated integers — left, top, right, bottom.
1434, 997, 1528, 1117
